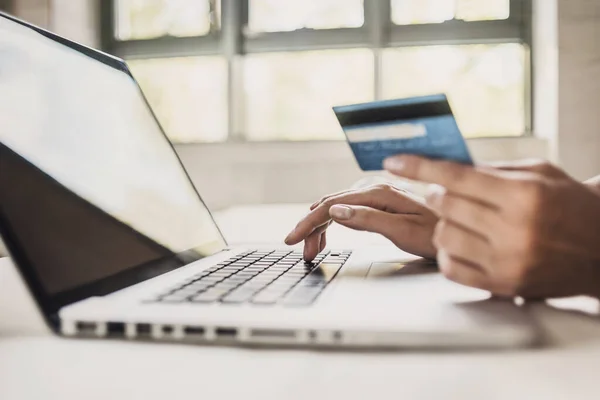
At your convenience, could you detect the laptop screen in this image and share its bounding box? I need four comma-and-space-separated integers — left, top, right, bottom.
0, 15, 226, 303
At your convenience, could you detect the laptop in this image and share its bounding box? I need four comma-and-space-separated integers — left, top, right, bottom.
0, 12, 539, 350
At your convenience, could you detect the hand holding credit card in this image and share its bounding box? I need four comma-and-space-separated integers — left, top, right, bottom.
333, 94, 473, 171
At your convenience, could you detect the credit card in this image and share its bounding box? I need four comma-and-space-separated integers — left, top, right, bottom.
333, 94, 473, 171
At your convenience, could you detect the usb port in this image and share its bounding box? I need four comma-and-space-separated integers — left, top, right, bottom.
76, 321, 97, 335
136, 323, 152, 337
184, 326, 205, 337
106, 322, 125, 338
215, 327, 238, 338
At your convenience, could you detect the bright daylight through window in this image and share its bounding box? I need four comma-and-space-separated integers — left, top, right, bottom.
104, 0, 530, 143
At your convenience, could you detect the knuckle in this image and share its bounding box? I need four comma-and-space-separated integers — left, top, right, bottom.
531, 159, 560, 176
321, 197, 338, 209
372, 183, 395, 194
445, 164, 468, 184
538, 160, 554, 171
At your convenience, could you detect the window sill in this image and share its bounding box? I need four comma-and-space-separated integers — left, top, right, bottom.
174, 136, 548, 165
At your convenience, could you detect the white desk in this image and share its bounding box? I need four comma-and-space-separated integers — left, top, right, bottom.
2, 205, 600, 400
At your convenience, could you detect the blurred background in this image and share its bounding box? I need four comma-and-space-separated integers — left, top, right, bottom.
1, 0, 599, 211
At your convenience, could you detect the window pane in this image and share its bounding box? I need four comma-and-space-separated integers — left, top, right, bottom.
382, 44, 525, 137
115, 0, 220, 40
456, 0, 510, 21
392, 0, 509, 25
243, 49, 373, 140
248, 0, 364, 33
127, 57, 228, 143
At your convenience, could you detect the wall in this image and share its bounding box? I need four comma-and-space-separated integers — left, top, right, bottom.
556, 0, 600, 181
6, 0, 600, 211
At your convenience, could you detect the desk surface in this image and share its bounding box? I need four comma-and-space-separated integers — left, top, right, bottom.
2, 205, 600, 400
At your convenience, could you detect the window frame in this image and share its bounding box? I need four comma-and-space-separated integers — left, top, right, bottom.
100, 0, 533, 143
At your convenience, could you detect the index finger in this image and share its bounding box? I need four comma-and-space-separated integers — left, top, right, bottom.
384, 155, 507, 207
285, 187, 409, 245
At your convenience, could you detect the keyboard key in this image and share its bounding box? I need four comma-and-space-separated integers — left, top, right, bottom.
249, 276, 277, 285
191, 293, 222, 303
244, 266, 268, 272
227, 275, 252, 282
191, 287, 230, 303
216, 281, 243, 290
221, 291, 256, 304
252, 294, 283, 305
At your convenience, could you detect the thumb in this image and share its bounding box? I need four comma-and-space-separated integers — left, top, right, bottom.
329, 204, 398, 238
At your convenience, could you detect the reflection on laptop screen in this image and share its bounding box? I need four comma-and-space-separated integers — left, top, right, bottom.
0, 16, 226, 295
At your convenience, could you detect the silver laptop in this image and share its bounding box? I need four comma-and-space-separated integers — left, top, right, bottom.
0, 13, 539, 350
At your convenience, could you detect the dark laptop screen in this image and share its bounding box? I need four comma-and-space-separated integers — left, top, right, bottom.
0, 15, 226, 300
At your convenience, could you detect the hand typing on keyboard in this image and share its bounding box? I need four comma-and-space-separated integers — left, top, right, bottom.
284, 183, 438, 262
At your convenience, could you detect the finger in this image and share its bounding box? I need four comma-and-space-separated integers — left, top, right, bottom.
302, 223, 329, 261
318, 221, 331, 254
310, 190, 354, 210
426, 185, 499, 236
310, 184, 413, 211
484, 159, 566, 178
319, 231, 327, 253
437, 249, 490, 291
328, 204, 418, 247
303, 231, 322, 261
433, 220, 491, 269
285, 185, 423, 245
384, 155, 508, 208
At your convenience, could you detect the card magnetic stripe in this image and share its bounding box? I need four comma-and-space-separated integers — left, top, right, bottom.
333, 94, 451, 128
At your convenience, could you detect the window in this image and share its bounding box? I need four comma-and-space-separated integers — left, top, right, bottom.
102, 0, 532, 143
248, 0, 364, 33
391, 0, 510, 25
115, 0, 220, 40
127, 56, 228, 143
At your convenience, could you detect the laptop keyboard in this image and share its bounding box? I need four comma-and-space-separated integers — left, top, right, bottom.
148, 250, 352, 307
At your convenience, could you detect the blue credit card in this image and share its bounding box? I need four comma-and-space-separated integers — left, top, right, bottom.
333, 94, 473, 171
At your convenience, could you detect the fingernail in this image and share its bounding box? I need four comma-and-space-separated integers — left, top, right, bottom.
437, 249, 450, 265
329, 205, 353, 220
425, 184, 446, 208
383, 156, 405, 171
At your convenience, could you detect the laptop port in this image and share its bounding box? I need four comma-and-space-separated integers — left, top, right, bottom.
76, 321, 97, 335
184, 326, 205, 337
215, 327, 238, 339
136, 323, 152, 338
333, 331, 343, 342
162, 325, 174, 336
106, 322, 125, 338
